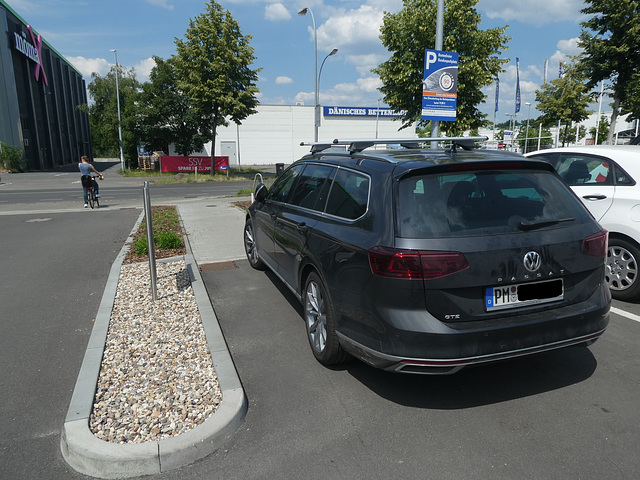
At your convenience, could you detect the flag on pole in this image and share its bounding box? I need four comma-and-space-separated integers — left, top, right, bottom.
495, 78, 499, 112
515, 57, 521, 114
543, 59, 548, 84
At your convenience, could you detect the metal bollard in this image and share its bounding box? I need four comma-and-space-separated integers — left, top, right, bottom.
143, 181, 157, 301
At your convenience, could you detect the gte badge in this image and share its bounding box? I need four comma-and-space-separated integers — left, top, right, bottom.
422, 49, 458, 122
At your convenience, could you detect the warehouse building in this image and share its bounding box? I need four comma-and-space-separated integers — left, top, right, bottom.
0, 0, 91, 170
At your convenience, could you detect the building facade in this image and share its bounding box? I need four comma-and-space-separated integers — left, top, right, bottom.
0, 0, 91, 170
173, 104, 417, 166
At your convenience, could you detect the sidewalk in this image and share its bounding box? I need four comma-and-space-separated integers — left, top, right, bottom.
61, 195, 251, 478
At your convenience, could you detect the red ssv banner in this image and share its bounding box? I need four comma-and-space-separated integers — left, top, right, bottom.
160, 156, 229, 173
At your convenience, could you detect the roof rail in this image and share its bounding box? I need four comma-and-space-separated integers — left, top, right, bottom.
299, 142, 343, 154
331, 137, 488, 154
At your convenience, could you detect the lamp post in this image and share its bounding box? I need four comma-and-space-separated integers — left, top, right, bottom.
318, 48, 338, 137
524, 102, 531, 153
376, 97, 381, 139
298, 7, 319, 142
111, 49, 125, 172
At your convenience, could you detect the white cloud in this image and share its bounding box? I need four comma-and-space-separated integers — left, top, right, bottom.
316, 5, 384, 53
276, 76, 293, 85
135, 57, 157, 84
146, 0, 174, 10
479, 0, 585, 26
550, 37, 582, 69
65, 56, 111, 78
265, 3, 291, 21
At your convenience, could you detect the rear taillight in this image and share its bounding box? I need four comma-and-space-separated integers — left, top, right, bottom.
369, 246, 469, 279
583, 230, 608, 258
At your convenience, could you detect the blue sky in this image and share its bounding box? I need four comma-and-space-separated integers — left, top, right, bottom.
7, 0, 591, 124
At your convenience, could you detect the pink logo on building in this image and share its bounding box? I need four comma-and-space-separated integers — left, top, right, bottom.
27, 25, 48, 86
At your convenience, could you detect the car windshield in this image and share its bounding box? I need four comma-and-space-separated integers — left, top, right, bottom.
396, 168, 592, 238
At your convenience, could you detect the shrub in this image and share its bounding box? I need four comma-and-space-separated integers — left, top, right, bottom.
155, 231, 183, 249
133, 231, 182, 256
134, 236, 149, 255
0, 141, 26, 172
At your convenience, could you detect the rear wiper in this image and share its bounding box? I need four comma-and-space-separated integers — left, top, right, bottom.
517, 218, 575, 231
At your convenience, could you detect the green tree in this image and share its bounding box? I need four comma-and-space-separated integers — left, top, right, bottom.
534, 62, 592, 146
136, 56, 207, 156
173, 0, 260, 174
589, 115, 610, 144
373, 0, 510, 134
559, 124, 587, 146
88, 66, 140, 163
578, 0, 640, 143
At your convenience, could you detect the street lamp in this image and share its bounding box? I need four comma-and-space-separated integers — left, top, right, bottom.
111, 49, 125, 172
376, 97, 381, 139
524, 102, 531, 153
298, 7, 319, 142
318, 48, 338, 136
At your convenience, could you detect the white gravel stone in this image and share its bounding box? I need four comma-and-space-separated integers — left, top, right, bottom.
89, 261, 221, 444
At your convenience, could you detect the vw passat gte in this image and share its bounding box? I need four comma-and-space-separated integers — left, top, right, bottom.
244, 138, 611, 374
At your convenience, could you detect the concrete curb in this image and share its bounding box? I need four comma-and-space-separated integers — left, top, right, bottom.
60, 209, 247, 478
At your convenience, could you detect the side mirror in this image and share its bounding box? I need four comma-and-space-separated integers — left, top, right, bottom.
254, 183, 268, 203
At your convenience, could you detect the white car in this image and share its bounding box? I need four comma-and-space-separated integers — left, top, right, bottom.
526, 145, 640, 300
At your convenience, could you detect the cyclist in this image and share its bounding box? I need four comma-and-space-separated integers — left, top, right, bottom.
79, 155, 103, 208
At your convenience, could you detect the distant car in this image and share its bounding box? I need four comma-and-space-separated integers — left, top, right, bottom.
526, 145, 640, 300
243, 137, 610, 374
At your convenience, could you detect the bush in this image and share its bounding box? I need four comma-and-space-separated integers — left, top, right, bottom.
0, 141, 26, 172
155, 231, 183, 249
134, 236, 149, 255
133, 231, 183, 255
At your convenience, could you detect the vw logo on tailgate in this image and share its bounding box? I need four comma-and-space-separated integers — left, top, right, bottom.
523, 251, 542, 272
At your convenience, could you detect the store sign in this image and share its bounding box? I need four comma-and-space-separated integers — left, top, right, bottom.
160, 156, 229, 173
422, 49, 458, 122
13, 25, 48, 85
323, 106, 403, 117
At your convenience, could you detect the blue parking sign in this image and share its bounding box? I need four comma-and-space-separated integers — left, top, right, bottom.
422, 49, 458, 122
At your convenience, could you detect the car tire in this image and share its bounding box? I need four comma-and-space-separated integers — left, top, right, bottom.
244, 219, 266, 270
304, 272, 350, 365
606, 237, 640, 301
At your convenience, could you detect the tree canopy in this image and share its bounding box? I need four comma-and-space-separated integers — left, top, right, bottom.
173, 0, 260, 170
136, 56, 206, 156
535, 61, 592, 146
88, 66, 139, 161
578, 0, 640, 142
373, 0, 510, 134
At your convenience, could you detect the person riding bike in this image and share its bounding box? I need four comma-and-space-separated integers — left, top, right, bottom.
79, 155, 103, 208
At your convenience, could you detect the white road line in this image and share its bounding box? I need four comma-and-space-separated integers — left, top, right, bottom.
611, 306, 640, 323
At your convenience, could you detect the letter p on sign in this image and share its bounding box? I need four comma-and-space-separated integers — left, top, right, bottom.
425, 51, 437, 70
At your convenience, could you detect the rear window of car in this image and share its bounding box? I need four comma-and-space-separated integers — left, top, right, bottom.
396, 168, 593, 238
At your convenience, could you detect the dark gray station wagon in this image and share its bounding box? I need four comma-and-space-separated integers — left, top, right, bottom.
244, 138, 611, 374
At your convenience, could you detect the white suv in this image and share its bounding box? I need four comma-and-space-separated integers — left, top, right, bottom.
526, 145, 640, 300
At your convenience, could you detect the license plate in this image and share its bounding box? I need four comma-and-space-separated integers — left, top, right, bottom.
485, 279, 563, 311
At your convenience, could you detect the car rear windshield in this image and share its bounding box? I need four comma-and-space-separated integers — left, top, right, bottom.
396, 168, 593, 238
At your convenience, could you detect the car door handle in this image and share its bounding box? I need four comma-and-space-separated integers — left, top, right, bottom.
582, 194, 607, 200
296, 222, 309, 234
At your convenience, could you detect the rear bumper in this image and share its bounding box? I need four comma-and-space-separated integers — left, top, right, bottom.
338, 327, 606, 374
336, 289, 610, 374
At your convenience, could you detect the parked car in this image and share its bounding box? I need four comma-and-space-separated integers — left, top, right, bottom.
244, 138, 610, 374
526, 145, 640, 301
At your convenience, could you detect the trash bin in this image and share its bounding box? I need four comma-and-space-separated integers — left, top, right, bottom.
275, 163, 284, 176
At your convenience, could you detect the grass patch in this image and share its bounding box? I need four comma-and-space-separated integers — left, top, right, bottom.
124, 206, 186, 264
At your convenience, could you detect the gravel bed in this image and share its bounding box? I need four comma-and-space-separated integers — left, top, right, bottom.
89, 260, 221, 444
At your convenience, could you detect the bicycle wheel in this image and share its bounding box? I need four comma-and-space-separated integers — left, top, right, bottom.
94, 189, 100, 208
87, 187, 94, 209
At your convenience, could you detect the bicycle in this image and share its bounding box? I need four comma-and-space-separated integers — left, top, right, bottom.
86, 175, 102, 209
